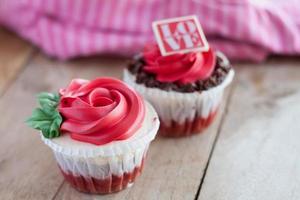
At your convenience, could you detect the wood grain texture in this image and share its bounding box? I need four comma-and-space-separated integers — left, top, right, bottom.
53, 78, 232, 199
0, 28, 34, 95
0, 54, 125, 200
198, 59, 300, 200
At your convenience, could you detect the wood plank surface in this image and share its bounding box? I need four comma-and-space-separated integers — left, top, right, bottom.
3, 27, 300, 200
198, 59, 300, 200
0, 54, 126, 200
0, 28, 34, 95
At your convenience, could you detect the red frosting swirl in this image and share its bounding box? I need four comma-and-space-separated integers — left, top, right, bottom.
143, 44, 216, 84
58, 78, 145, 145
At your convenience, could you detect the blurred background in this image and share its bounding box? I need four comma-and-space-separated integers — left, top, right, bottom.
1, 0, 300, 62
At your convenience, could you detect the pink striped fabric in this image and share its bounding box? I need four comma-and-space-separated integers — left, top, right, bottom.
1, 0, 300, 61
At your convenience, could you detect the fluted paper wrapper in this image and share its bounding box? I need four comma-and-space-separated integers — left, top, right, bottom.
41, 102, 159, 194
123, 68, 234, 136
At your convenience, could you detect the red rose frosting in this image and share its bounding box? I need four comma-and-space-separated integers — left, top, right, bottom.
143, 44, 216, 84
58, 78, 145, 145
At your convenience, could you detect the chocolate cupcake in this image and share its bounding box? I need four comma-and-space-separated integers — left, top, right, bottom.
123, 44, 234, 137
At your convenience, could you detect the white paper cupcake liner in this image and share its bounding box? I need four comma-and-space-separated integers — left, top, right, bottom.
53, 144, 148, 178
41, 101, 159, 179
123, 69, 234, 126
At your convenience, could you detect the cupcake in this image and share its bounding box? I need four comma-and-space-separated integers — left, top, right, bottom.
123, 44, 234, 137
26, 78, 159, 194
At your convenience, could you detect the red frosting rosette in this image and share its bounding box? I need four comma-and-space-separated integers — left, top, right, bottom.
143, 44, 216, 84
58, 78, 145, 145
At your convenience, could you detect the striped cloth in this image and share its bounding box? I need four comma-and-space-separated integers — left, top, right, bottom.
1, 0, 300, 61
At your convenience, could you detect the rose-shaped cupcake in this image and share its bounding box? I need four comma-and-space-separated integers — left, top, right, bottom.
27, 78, 159, 194
58, 78, 145, 145
124, 44, 234, 137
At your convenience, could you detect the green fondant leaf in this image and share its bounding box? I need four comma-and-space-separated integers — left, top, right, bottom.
37, 92, 59, 101
26, 92, 62, 139
37, 93, 59, 115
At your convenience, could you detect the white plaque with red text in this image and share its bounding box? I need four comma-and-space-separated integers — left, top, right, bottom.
152, 15, 209, 56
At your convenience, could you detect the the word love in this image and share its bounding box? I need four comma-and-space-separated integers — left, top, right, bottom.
152, 16, 209, 56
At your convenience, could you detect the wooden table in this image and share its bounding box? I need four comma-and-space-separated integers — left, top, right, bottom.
1, 28, 300, 200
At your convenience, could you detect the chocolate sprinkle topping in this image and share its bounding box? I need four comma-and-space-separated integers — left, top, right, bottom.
127, 53, 232, 93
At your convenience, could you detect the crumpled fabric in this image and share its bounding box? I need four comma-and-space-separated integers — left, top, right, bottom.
1, 0, 300, 62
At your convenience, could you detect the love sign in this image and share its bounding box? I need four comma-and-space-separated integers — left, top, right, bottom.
152, 15, 209, 56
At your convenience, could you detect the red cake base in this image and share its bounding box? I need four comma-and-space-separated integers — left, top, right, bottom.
59, 158, 145, 194
159, 110, 218, 137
